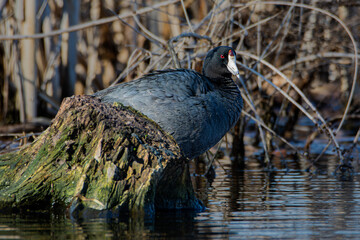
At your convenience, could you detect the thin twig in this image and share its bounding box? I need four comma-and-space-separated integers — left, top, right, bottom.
215, 13, 281, 45
111, 50, 149, 85
107, 8, 163, 48
237, 77, 271, 163
180, 0, 194, 33
267, 52, 360, 76
236, 0, 359, 164
204, 139, 223, 176
132, 15, 166, 46
241, 106, 298, 152
0, 0, 180, 40
237, 52, 344, 162
167, 32, 213, 68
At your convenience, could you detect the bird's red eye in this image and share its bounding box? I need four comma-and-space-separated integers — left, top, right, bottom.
220, 55, 225, 59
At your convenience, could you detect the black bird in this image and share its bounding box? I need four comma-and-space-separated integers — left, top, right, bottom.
94, 46, 243, 159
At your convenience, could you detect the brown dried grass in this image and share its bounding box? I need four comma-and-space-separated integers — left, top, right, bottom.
1, 0, 359, 171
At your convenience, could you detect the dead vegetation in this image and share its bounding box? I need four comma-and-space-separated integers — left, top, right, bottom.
0, 0, 359, 173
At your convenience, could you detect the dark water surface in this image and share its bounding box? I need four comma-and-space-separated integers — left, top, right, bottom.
1, 154, 359, 239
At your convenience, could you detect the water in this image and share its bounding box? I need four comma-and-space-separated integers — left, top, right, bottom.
1, 155, 359, 239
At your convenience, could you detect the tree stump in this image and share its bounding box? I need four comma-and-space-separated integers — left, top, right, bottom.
0, 96, 204, 217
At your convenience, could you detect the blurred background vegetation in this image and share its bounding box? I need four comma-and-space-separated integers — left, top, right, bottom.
0, 0, 359, 168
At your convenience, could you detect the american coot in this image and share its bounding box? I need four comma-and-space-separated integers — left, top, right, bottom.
94, 46, 243, 159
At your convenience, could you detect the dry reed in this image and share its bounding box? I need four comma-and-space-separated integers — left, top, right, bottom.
1, 0, 359, 173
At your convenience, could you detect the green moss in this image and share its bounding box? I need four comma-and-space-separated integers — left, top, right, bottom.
0, 96, 202, 215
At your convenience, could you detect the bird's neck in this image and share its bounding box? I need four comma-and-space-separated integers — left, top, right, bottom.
211, 77, 243, 113
208, 77, 243, 132
211, 77, 240, 96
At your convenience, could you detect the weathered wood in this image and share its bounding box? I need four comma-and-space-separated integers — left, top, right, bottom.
0, 95, 203, 217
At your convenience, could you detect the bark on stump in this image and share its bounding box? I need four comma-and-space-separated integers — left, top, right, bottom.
0, 96, 203, 217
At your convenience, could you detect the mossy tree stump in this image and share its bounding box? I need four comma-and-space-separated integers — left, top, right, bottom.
0, 96, 203, 217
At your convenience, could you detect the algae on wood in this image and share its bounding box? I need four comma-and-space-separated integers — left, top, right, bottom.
0, 96, 203, 217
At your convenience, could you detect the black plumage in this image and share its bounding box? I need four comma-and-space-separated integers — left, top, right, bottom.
93, 46, 243, 159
